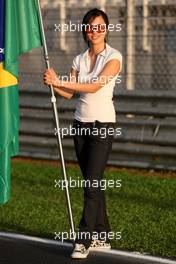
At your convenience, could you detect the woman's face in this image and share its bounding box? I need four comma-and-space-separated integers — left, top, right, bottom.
86, 15, 107, 46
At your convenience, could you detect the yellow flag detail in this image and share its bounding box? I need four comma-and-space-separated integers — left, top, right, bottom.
0, 62, 18, 88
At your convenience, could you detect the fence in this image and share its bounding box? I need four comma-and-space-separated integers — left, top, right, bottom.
18, 0, 176, 170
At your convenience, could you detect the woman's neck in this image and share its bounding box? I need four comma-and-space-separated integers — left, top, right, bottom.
89, 42, 106, 57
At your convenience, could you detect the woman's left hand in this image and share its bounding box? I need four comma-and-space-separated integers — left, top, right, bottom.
44, 68, 61, 87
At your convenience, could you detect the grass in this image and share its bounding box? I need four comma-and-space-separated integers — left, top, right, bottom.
0, 159, 176, 258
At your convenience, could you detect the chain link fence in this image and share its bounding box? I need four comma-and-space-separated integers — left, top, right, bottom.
23, 0, 176, 92
18, 0, 176, 170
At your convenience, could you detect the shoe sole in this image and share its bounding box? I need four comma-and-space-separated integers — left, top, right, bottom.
89, 247, 111, 251
71, 253, 89, 259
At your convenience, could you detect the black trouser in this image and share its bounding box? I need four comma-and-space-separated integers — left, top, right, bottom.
72, 119, 115, 249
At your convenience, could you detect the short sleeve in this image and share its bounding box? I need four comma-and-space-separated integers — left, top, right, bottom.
105, 51, 122, 72
72, 55, 80, 72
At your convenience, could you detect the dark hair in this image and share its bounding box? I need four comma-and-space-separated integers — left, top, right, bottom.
81, 8, 109, 47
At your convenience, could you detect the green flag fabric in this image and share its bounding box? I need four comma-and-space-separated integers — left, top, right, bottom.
5, 0, 43, 78
0, 0, 43, 205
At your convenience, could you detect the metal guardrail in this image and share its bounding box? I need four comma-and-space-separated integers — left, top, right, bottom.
19, 89, 176, 171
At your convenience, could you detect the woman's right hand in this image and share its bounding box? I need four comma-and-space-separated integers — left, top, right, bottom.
43, 68, 59, 87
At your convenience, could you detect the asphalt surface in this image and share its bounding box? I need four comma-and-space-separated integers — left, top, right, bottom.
0, 234, 175, 264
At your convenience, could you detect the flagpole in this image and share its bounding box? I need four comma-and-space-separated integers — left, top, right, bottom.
37, 0, 75, 240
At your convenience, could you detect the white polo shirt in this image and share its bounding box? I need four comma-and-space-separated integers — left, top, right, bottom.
71, 43, 122, 122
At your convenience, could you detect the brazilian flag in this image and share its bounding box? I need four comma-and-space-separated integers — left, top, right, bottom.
0, 0, 43, 204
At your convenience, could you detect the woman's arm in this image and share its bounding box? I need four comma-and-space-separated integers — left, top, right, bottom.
53, 86, 74, 99
44, 68, 78, 99
53, 68, 78, 99
44, 59, 121, 94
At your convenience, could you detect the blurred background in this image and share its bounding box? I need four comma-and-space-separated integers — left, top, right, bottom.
1, 1, 176, 259
18, 0, 176, 170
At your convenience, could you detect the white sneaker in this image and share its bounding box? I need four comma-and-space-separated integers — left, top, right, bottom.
89, 239, 111, 251
70, 243, 90, 259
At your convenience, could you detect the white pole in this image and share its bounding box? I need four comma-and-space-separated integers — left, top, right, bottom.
59, 0, 69, 52
143, 0, 150, 52
126, 0, 135, 90
37, 0, 75, 240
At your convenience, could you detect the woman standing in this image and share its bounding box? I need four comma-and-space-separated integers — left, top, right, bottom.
44, 8, 122, 259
